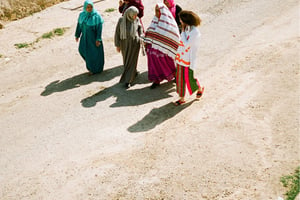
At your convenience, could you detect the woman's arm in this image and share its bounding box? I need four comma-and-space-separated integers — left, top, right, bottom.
96, 22, 103, 42
188, 28, 201, 70
75, 22, 82, 40
114, 18, 122, 50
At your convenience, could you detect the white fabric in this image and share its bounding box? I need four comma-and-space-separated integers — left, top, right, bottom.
176, 26, 201, 70
144, 3, 180, 58
120, 6, 139, 40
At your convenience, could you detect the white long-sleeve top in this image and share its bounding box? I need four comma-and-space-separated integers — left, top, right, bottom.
175, 26, 201, 70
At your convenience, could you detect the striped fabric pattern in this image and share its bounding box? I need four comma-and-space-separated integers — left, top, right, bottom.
176, 64, 201, 97
144, 3, 180, 58
176, 64, 185, 97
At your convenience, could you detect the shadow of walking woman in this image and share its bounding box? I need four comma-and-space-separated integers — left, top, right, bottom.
128, 100, 196, 133
40, 65, 123, 96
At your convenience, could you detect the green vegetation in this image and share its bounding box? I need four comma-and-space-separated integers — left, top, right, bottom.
14, 43, 30, 49
105, 8, 116, 13
0, 54, 3, 58
42, 27, 68, 39
42, 31, 54, 39
14, 27, 69, 49
53, 28, 65, 36
280, 166, 300, 200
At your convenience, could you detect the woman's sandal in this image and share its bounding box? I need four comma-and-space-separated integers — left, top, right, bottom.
174, 99, 186, 106
196, 87, 205, 98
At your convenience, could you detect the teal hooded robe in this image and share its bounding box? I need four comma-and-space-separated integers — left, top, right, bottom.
75, 0, 104, 74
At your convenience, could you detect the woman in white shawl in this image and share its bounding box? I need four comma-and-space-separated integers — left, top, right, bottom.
115, 6, 143, 88
144, 3, 180, 89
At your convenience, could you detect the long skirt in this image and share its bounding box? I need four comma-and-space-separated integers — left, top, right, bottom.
119, 38, 140, 84
146, 45, 176, 83
77, 23, 105, 74
176, 64, 201, 97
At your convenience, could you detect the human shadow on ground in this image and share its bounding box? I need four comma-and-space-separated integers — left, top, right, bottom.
40, 65, 123, 96
81, 72, 176, 108
128, 100, 197, 133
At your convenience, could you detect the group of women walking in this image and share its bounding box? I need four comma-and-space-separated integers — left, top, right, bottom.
75, 0, 204, 105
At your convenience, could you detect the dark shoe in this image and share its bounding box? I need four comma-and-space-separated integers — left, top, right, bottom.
125, 83, 130, 89
150, 82, 160, 89
196, 87, 205, 98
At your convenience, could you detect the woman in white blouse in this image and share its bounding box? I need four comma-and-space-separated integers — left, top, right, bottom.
174, 10, 204, 105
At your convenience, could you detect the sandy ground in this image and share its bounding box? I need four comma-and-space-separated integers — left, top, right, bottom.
0, 0, 299, 199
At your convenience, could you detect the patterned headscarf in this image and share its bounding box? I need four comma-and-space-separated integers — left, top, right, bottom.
164, 0, 176, 18
78, 0, 103, 26
144, 3, 179, 58
120, 6, 139, 40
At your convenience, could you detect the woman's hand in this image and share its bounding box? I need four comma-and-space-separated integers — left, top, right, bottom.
116, 47, 121, 53
75, 38, 79, 42
96, 40, 101, 47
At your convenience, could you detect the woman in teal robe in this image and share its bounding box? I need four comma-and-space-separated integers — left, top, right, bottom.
75, 0, 105, 74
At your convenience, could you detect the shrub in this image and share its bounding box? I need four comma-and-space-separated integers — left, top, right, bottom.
280, 166, 300, 200
14, 43, 30, 49
42, 31, 54, 39
105, 8, 116, 13
53, 28, 65, 36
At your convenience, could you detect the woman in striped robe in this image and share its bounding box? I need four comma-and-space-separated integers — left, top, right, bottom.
144, 3, 180, 89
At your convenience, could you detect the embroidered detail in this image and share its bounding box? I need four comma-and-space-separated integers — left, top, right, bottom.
185, 47, 191, 52
178, 41, 184, 47
175, 53, 191, 65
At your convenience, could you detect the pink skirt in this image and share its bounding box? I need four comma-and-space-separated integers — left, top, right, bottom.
146, 45, 176, 83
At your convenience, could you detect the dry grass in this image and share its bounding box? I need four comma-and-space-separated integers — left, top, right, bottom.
0, 0, 68, 21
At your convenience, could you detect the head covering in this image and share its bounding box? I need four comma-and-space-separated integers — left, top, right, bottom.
120, 0, 144, 18
164, 0, 176, 18
144, 3, 180, 58
78, 0, 104, 26
179, 10, 201, 26
120, 6, 139, 40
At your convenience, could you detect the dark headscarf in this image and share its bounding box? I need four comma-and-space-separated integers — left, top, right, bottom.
119, 0, 144, 18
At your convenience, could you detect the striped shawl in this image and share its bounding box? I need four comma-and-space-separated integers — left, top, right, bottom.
144, 3, 180, 58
